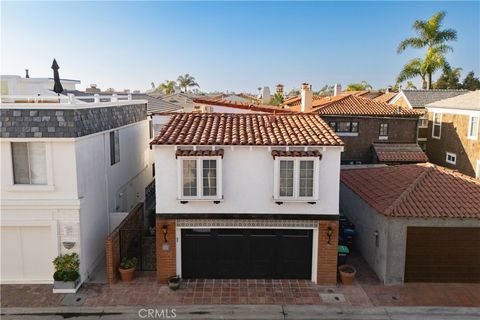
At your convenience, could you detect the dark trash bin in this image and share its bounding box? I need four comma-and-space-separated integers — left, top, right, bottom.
338, 245, 350, 266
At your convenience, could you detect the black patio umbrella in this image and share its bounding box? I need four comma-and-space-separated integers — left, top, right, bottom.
51, 59, 64, 95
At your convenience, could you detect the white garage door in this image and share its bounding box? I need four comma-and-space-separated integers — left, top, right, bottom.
1, 226, 54, 283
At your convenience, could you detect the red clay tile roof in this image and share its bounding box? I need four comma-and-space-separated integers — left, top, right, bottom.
151, 113, 344, 146
373, 143, 428, 163
373, 92, 398, 103
313, 95, 421, 117
271, 150, 322, 159
175, 149, 224, 158
194, 97, 292, 113
341, 163, 480, 218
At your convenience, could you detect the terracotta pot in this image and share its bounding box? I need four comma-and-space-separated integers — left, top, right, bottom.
118, 267, 135, 282
338, 265, 356, 285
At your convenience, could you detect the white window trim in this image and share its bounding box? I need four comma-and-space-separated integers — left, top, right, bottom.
476, 160, 480, 179
467, 115, 479, 141
273, 157, 319, 202
6, 142, 55, 192
432, 112, 442, 139
177, 156, 222, 201
446, 152, 456, 165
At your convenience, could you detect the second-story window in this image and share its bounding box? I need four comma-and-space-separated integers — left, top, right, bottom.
379, 123, 389, 137
432, 113, 442, 139
468, 115, 479, 140
275, 157, 318, 201
11, 142, 47, 185
179, 157, 222, 200
110, 130, 120, 165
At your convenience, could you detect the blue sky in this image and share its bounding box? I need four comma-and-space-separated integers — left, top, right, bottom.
1, 1, 479, 93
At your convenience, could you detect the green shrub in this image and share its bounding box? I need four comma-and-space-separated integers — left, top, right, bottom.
119, 257, 138, 269
53, 253, 79, 282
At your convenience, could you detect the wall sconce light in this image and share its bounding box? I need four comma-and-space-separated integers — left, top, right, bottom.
326, 226, 334, 244
162, 224, 170, 252
374, 230, 379, 248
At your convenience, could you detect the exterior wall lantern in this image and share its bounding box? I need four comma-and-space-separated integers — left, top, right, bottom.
162, 224, 170, 252
326, 226, 334, 244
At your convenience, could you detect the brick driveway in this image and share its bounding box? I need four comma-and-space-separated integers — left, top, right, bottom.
2, 253, 479, 308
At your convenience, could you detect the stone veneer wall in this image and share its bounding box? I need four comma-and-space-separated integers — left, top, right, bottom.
0, 103, 146, 138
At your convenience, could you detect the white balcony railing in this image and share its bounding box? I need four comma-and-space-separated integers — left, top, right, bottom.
1, 93, 133, 105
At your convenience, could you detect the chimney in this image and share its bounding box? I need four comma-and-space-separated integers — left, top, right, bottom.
333, 83, 342, 96
275, 84, 284, 97
386, 85, 392, 93
25, 69, 30, 78
301, 83, 313, 113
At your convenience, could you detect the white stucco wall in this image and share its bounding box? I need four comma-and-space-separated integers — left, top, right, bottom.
340, 183, 388, 283
155, 145, 342, 215
75, 120, 152, 279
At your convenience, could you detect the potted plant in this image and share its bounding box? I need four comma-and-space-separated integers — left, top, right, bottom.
118, 257, 138, 282
168, 275, 181, 290
338, 264, 356, 285
52, 253, 81, 293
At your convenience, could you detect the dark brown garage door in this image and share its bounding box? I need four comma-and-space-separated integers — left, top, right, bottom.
181, 229, 312, 279
405, 227, 480, 283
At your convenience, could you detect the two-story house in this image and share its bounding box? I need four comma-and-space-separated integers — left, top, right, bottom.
425, 90, 480, 178
0, 93, 153, 284
151, 113, 344, 284
390, 89, 468, 150
287, 84, 425, 165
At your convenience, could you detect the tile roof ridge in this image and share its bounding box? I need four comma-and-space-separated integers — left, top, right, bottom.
316, 94, 351, 109
384, 163, 435, 217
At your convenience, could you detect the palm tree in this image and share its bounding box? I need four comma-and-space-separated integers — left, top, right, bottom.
397, 45, 449, 89
157, 80, 177, 95
346, 81, 372, 91
397, 11, 457, 89
405, 81, 417, 90
177, 74, 199, 93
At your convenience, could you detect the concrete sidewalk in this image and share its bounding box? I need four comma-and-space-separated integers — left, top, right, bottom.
2, 305, 480, 320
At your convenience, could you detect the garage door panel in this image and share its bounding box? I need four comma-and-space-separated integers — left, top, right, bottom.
1, 227, 24, 281
181, 229, 312, 279
1, 226, 53, 282
405, 227, 480, 283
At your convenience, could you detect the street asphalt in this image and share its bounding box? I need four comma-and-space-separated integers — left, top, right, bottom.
2, 305, 480, 320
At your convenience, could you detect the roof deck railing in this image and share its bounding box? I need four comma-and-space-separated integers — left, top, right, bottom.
1, 93, 133, 105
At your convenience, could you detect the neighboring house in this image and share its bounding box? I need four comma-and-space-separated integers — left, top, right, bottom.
193, 97, 291, 114
157, 92, 196, 112
1, 74, 80, 96
298, 85, 423, 165
390, 89, 468, 150
425, 91, 480, 178
132, 94, 183, 115
372, 92, 398, 104
0, 93, 153, 284
151, 113, 344, 284
196, 85, 425, 165
340, 163, 480, 284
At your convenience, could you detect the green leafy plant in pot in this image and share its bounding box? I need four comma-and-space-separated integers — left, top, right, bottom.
53, 253, 80, 293
118, 257, 138, 282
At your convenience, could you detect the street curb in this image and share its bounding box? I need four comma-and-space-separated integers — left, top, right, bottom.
2, 305, 480, 315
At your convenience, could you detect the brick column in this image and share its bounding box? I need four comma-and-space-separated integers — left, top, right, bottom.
156, 218, 177, 283
317, 220, 339, 285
